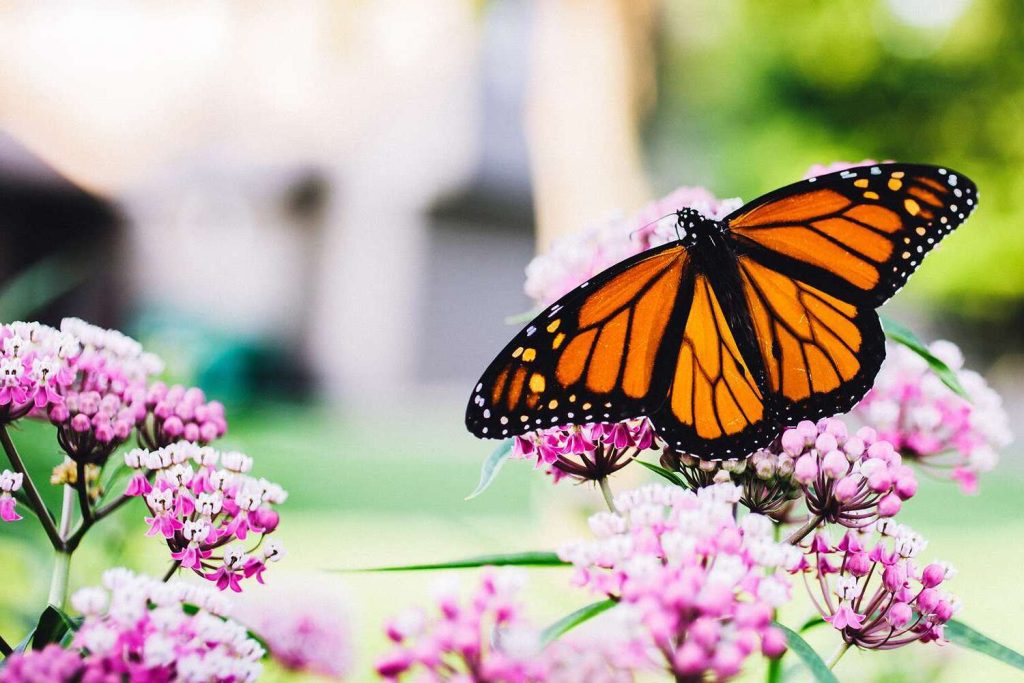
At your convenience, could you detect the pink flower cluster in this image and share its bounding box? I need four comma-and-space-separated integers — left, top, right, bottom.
46, 318, 164, 463
0, 568, 264, 682
524, 188, 741, 307
377, 569, 547, 682
661, 448, 801, 515
857, 341, 1012, 493
124, 443, 286, 592
512, 419, 655, 482
137, 383, 228, 450
558, 483, 795, 681
232, 581, 353, 679
782, 418, 917, 528
794, 520, 958, 648
0, 321, 78, 423
0, 469, 23, 522
378, 569, 636, 683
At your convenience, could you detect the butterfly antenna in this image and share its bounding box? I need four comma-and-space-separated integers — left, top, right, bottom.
628, 212, 678, 242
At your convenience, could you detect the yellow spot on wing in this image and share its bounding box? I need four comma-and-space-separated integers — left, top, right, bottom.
863, 191, 879, 200
904, 198, 921, 216
854, 179, 869, 188
547, 319, 561, 333
522, 348, 537, 362
888, 178, 903, 191
552, 332, 566, 349
548, 399, 558, 409
512, 347, 524, 358
892, 171, 905, 179
529, 373, 546, 393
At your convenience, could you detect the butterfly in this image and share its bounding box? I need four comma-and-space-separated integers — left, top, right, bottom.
466, 163, 977, 459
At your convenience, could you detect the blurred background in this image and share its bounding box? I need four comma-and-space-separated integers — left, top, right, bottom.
0, 1, 1022, 681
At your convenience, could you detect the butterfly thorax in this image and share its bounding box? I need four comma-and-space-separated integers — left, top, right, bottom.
675, 207, 725, 250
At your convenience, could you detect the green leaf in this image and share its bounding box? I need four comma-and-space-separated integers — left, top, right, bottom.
799, 615, 827, 633
776, 624, 838, 683
946, 619, 1024, 671
466, 439, 514, 500
344, 551, 569, 572
540, 599, 616, 646
880, 316, 969, 399
635, 459, 684, 486
30, 606, 81, 650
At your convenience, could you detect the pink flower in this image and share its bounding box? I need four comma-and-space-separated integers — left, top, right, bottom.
125, 443, 287, 592
2, 569, 263, 682
781, 419, 917, 528
0, 469, 23, 522
558, 483, 796, 680
792, 520, 959, 648
232, 578, 354, 679
137, 382, 227, 450
856, 341, 1011, 493
0, 322, 79, 425
512, 419, 654, 483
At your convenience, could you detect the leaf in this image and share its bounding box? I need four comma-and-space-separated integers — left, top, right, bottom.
30, 606, 81, 650
344, 551, 569, 572
775, 624, 838, 683
880, 316, 969, 399
635, 459, 684, 486
466, 439, 515, 500
946, 619, 1024, 671
799, 615, 827, 633
540, 599, 616, 646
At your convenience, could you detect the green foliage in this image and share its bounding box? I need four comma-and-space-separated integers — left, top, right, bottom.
348, 551, 568, 572
881, 316, 968, 397
539, 599, 617, 646
775, 624, 839, 683
946, 619, 1024, 672
466, 439, 514, 500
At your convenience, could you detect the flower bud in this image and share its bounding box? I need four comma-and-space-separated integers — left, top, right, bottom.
794, 455, 818, 484
821, 449, 850, 478
921, 563, 945, 588
761, 627, 787, 658
877, 493, 902, 518
886, 601, 913, 628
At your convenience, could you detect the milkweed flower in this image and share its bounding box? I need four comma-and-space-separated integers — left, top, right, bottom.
780, 418, 917, 528
794, 520, 958, 648
0, 321, 79, 424
856, 341, 1012, 493
0, 469, 23, 522
660, 447, 802, 515
377, 568, 548, 682
558, 483, 796, 681
512, 419, 655, 483
0, 569, 264, 683
124, 442, 287, 592
137, 382, 228, 449
46, 318, 164, 464
524, 188, 742, 308
232, 580, 353, 679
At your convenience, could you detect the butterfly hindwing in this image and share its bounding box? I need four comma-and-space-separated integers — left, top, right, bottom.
726, 163, 977, 305
466, 242, 690, 438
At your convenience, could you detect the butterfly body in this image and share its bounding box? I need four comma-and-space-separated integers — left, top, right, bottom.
467, 164, 977, 459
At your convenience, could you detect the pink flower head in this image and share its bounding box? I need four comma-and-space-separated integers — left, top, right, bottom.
793, 520, 959, 649
2, 569, 263, 682
0, 469, 23, 522
138, 382, 228, 449
524, 188, 742, 308
233, 579, 353, 678
856, 341, 1012, 493
781, 418, 917, 528
125, 443, 287, 592
0, 321, 79, 425
558, 483, 796, 680
511, 418, 654, 483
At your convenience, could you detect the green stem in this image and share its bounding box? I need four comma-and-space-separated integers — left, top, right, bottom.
597, 477, 618, 513
162, 560, 182, 582
0, 425, 62, 549
47, 483, 76, 609
784, 514, 824, 545
826, 641, 851, 670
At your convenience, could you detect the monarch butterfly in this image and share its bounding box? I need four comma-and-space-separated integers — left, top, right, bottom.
466, 163, 977, 459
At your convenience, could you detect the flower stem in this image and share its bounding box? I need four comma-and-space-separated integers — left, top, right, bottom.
75, 460, 93, 524
784, 513, 824, 545
47, 482, 76, 608
162, 560, 182, 583
0, 425, 62, 549
597, 477, 618, 513
0, 631, 11, 657
826, 641, 851, 670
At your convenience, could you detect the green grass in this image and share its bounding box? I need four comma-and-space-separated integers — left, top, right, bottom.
1, 402, 1022, 683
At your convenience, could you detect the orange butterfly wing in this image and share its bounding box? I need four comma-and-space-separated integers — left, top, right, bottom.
466, 242, 689, 438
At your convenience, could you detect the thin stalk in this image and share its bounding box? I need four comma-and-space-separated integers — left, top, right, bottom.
766, 521, 783, 683
75, 460, 93, 524
0, 425, 62, 549
47, 482, 76, 609
162, 560, 182, 583
826, 641, 851, 670
597, 477, 618, 514
784, 514, 824, 545
0, 631, 11, 657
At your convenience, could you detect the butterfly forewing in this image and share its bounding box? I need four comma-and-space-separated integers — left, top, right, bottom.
726, 163, 977, 304
466, 242, 689, 438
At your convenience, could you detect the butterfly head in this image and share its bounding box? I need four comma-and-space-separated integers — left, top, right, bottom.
674, 207, 723, 248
